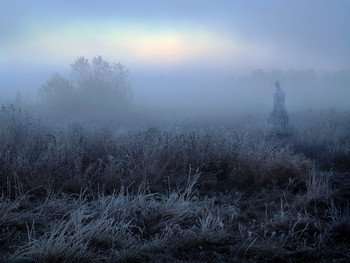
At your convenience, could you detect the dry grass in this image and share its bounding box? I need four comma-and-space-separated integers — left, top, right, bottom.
0, 105, 349, 262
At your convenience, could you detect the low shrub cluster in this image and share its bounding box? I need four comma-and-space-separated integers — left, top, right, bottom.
289, 110, 350, 171
1, 105, 313, 195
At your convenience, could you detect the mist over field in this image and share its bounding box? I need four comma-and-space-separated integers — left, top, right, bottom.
2, 65, 350, 123
1, 1, 350, 262
1, 0, 350, 117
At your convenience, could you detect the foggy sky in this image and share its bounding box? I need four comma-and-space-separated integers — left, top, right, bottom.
2, 0, 350, 71
1, 0, 350, 109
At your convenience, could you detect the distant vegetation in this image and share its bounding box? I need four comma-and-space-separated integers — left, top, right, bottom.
37, 56, 132, 120
5, 64, 350, 116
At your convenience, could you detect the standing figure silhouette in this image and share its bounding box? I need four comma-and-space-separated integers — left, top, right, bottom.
266, 81, 289, 136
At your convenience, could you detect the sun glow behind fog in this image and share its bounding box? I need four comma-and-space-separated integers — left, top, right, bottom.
1, 19, 258, 69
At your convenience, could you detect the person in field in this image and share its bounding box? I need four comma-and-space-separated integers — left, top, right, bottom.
266, 81, 289, 136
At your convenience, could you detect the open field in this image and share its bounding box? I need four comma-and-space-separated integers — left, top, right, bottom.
0, 104, 349, 262
2, 0, 350, 262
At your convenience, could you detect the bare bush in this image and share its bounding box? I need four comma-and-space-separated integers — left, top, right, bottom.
37, 56, 132, 121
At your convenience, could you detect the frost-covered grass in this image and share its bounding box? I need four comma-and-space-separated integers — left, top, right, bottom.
0, 105, 349, 262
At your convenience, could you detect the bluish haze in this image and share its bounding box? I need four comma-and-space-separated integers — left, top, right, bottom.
1, 0, 350, 110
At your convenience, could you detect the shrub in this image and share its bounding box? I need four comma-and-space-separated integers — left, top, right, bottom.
37, 56, 132, 120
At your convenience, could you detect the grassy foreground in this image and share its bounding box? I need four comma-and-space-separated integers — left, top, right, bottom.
0, 105, 349, 262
